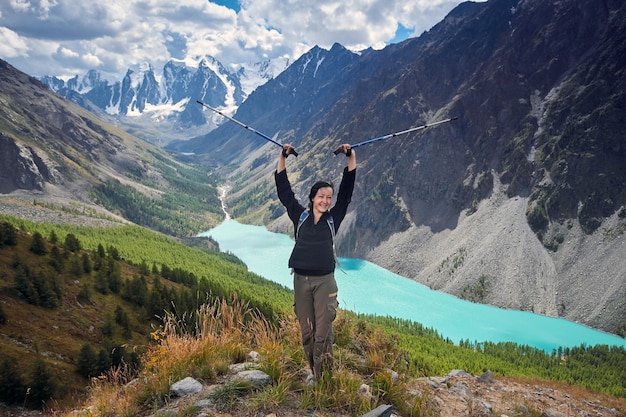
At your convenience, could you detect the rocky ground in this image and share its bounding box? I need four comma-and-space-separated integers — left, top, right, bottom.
2, 367, 625, 417
155, 367, 626, 417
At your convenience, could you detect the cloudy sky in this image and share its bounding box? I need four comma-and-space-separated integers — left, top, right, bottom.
0, 0, 474, 79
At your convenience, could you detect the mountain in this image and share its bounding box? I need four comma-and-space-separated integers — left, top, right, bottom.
0, 57, 244, 409
167, 43, 363, 161
40, 57, 290, 145
0, 58, 224, 237
169, 0, 626, 335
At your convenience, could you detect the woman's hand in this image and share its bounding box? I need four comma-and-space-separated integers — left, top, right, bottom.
337, 144, 352, 156
282, 144, 296, 158
277, 144, 294, 172
337, 144, 356, 171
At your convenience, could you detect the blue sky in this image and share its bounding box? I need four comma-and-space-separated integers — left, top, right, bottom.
389, 23, 415, 45
211, 0, 241, 12
0, 0, 478, 78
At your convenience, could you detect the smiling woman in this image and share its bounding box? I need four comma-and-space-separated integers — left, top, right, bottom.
274, 143, 357, 381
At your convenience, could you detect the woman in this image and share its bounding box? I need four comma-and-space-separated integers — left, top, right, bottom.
274, 143, 356, 381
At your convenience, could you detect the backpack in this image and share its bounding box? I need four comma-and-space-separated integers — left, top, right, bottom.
296, 209, 345, 273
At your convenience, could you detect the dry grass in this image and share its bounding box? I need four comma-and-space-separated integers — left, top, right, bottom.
59, 296, 626, 417
64, 295, 432, 417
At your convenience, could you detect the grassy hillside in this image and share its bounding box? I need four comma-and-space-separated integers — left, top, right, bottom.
1, 214, 625, 415
0, 215, 293, 410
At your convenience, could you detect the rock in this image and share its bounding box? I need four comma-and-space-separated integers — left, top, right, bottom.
450, 383, 472, 400
540, 409, 567, 417
229, 361, 259, 373
447, 369, 472, 378
248, 350, 260, 362
425, 376, 446, 387
194, 399, 212, 408
470, 398, 493, 416
234, 369, 272, 387
169, 376, 202, 397
358, 404, 393, 417
388, 369, 399, 383
358, 383, 372, 399
154, 409, 177, 417
478, 370, 496, 383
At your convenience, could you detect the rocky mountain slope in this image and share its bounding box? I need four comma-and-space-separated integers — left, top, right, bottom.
169, 0, 626, 335
0, 59, 224, 235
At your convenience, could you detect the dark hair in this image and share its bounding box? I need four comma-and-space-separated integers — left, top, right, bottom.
308, 181, 334, 209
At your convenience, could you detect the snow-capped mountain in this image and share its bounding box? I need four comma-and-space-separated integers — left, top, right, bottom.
40, 56, 290, 144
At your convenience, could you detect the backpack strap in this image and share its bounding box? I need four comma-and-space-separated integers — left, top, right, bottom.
296, 209, 310, 239
296, 209, 345, 273
326, 215, 345, 273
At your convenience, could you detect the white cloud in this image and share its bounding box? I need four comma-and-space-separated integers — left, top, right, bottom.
0, 0, 472, 78
0, 26, 30, 58
8, 0, 31, 13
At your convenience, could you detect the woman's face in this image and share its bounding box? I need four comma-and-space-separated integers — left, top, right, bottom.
312, 186, 333, 214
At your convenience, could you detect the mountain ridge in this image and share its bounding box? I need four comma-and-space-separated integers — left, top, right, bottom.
40, 56, 290, 145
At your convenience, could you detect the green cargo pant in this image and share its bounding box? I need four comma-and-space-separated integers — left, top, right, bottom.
293, 272, 339, 377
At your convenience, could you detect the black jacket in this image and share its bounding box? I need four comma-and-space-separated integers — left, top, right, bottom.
275, 167, 356, 275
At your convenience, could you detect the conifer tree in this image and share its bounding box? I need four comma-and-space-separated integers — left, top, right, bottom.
0, 221, 17, 246
122, 275, 148, 307
0, 358, 25, 404
64, 233, 81, 252
77, 282, 92, 304
161, 263, 172, 280
139, 260, 150, 275
96, 348, 111, 376
114, 305, 129, 330
97, 243, 106, 258
15, 264, 39, 305
107, 259, 123, 293
77, 343, 98, 378
27, 355, 57, 409
101, 314, 116, 338
69, 255, 83, 277
49, 245, 64, 272
37, 269, 60, 308
81, 252, 92, 273
107, 245, 120, 260
106, 341, 126, 369
29, 231, 47, 255
0, 302, 6, 324
94, 269, 110, 295
147, 287, 165, 319
93, 244, 105, 271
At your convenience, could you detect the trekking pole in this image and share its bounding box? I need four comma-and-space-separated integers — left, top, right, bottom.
333, 117, 458, 155
197, 100, 298, 157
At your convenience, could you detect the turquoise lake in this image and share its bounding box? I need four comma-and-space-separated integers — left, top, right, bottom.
200, 220, 626, 353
